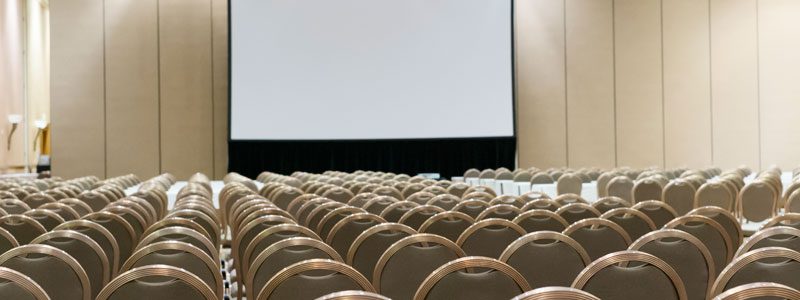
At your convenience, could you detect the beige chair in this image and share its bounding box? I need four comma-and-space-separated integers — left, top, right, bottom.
426, 194, 461, 210
347, 223, 417, 280
137, 227, 218, 268
600, 208, 657, 241
305, 202, 346, 230
734, 226, 800, 257
456, 218, 526, 258
413, 256, 530, 300
379, 201, 419, 222
513, 209, 569, 232
77, 191, 111, 212
418, 211, 474, 242
762, 213, 800, 231
240, 224, 321, 284
96, 265, 216, 300
563, 218, 632, 261
317, 206, 366, 240
451, 199, 490, 219
21, 193, 56, 209
322, 187, 356, 203
122, 241, 222, 299
38, 203, 80, 222
372, 186, 403, 200
689, 206, 744, 251
402, 184, 427, 199
629, 229, 715, 300
633, 178, 663, 203
0, 215, 46, 245
0, 266, 50, 300
362, 196, 400, 215
500, 231, 591, 288
738, 180, 778, 223
83, 212, 136, 264
710, 247, 800, 297
404, 192, 435, 206
372, 234, 465, 300
54, 220, 120, 276
556, 203, 601, 224
633, 200, 679, 229
0, 199, 31, 214
663, 180, 697, 216
553, 193, 588, 206
316, 290, 391, 300
489, 195, 526, 208
713, 282, 800, 300
464, 169, 480, 178
445, 183, 470, 198
786, 189, 800, 214
32, 230, 109, 299
257, 259, 374, 300
512, 287, 600, 300
521, 198, 561, 212
327, 213, 386, 257
513, 171, 533, 183
665, 215, 732, 276
530, 172, 554, 184
0, 227, 18, 254
606, 176, 634, 204
464, 186, 498, 198
695, 182, 735, 211
592, 196, 631, 213
0, 244, 91, 300
571, 250, 687, 300
556, 173, 582, 196
398, 205, 445, 230
476, 204, 522, 221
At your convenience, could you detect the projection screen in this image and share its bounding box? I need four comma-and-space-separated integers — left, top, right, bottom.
230, 0, 514, 140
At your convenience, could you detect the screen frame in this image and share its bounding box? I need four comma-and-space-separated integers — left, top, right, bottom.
228, 0, 517, 142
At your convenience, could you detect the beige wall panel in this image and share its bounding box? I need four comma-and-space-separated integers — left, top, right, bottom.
105, 0, 160, 178
662, 0, 712, 168
565, 0, 615, 168
516, 0, 567, 168
212, 0, 229, 179
710, 0, 759, 170
613, 0, 664, 168
759, 0, 800, 169
159, 0, 214, 179
50, 0, 106, 178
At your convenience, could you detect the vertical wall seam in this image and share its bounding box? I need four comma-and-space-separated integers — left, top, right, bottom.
612, 0, 618, 167
102, 0, 108, 178
708, 0, 714, 166
157, 0, 163, 174
756, 0, 762, 170
210, 0, 216, 177
660, 0, 666, 168
563, 0, 569, 167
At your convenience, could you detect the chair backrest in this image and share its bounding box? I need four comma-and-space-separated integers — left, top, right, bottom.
137, 227, 217, 266
122, 241, 222, 299
305, 202, 346, 230
0, 266, 50, 300
0, 214, 46, 245
476, 204, 522, 221
489, 195, 526, 208
32, 230, 110, 299
316, 290, 391, 300
84, 212, 136, 263
695, 182, 735, 211
738, 180, 778, 222
662, 180, 697, 215
347, 223, 417, 280
500, 231, 590, 288
372, 234, 465, 300
513, 171, 533, 183
456, 218, 526, 258
556, 173, 582, 196
555, 203, 601, 224
257, 259, 374, 300
418, 211, 474, 242
0, 244, 91, 300
734, 226, 800, 257
426, 194, 461, 210
632, 200, 679, 229
689, 206, 744, 250
633, 178, 663, 203
0, 199, 32, 214
322, 187, 356, 203
0, 227, 18, 254
512, 287, 600, 300
445, 183, 470, 198
563, 218, 632, 261
530, 173, 554, 184
664, 215, 733, 276
513, 209, 569, 233
58, 199, 92, 217
571, 250, 687, 300
96, 264, 216, 300
327, 213, 386, 257
464, 169, 480, 178
413, 256, 530, 300
22, 193, 56, 209
606, 176, 634, 204
39, 202, 80, 222
762, 213, 800, 231
521, 198, 561, 212
77, 191, 110, 212
402, 184, 426, 199
710, 247, 800, 297
451, 200, 490, 219
786, 189, 800, 214
54, 220, 120, 276
247, 237, 342, 300
398, 205, 445, 230
317, 206, 366, 239
241, 224, 321, 283
363, 196, 400, 215
629, 229, 715, 300
592, 196, 630, 213
713, 282, 800, 300
600, 208, 657, 241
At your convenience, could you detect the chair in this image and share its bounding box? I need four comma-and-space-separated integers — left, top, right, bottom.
0, 215, 46, 245
445, 183, 470, 198
0, 266, 50, 300
513, 209, 569, 232
401, 184, 427, 199
689, 206, 744, 250
372, 186, 403, 200
347, 223, 417, 280
633, 200, 679, 229
95, 265, 216, 300
316, 291, 391, 300
362, 196, 400, 215
450, 200, 489, 219
404, 192, 435, 206
54, 220, 120, 276
710, 247, 800, 297
476, 204, 522, 221
21, 193, 56, 209
413, 256, 531, 300
247, 237, 343, 300
77, 191, 111, 212
665, 215, 733, 276
607, 176, 634, 204
398, 205, 446, 230
464, 186, 497, 198
83, 212, 136, 263
122, 241, 222, 299
695, 182, 735, 211
530, 173, 554, 184
592, 196, 631, 213
738, 180, 778, 223
317, 206, 366, 240
322, 187, 356, 203
629, 229, 715, 300
513, 171, 533, 183
137, 227, 218, 267
32, 230, 110, 299
556, 203, 601, 224
257, 259, 374, 300
571, 250, 687, 300
0, 199, 31, 214
22, 209, 65, 232
500, 231, 591, 288
167, 209, 221, 246
418, 211, 474, 242
563, 218, 632, 261
512, 287, 599, 300
464, 169, 480, 178
663, 180, 697, 215
596, 172, 620, 198
456, 218, 526, 258
379, 201, 419, 222
633, 178, 663, 203
600, 208, 657, 241
786, 189, 800, 213
521, 198, 561, 212
305, 202, 346, 230
556, 173, 582, 196
734, 226, 800, 257
0, 244, 91, 300
713, 282, 800, 300
426, 194, 461, 210
489, 195, 527, 208
372, 234, 465, 300
0, 227, 18, 254
762, 213, 800, 230
326, 213, 386, 257
240, 224, 321, 283
553, 193, 588, 206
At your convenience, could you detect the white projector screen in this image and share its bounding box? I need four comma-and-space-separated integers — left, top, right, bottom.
230, 0, 514, 140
